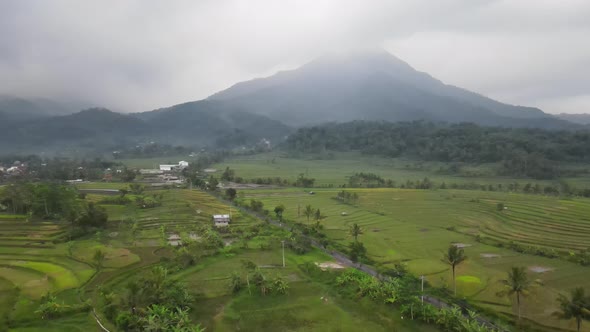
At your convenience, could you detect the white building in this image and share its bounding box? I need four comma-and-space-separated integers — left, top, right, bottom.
213, 214, 231, 227
159, 161, 190, 172
159, 164, 177, 171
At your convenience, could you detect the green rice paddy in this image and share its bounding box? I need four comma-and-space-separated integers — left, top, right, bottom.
239, 187, 590, 331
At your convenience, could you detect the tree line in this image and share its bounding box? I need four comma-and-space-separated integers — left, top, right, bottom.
284, 121, 590, 179
0, 181, 108, 237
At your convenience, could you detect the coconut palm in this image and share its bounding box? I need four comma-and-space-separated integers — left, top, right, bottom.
555, 287, 590, 332
498, 266, 531, 320
272, 276, 289, 295
349, 223, 363, 242
442, 245, 467, 296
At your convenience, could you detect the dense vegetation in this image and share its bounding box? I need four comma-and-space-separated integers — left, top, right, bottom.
285, 121, 590, 179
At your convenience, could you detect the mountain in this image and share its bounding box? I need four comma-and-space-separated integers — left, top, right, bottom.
209, 50, 573, 129
556, 113, 590, 125
0, 103, 291, 154
135, 100, 291, 147
0, 96, 80, 125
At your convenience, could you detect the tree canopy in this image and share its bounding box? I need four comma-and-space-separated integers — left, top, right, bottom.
285, 121, 590, 179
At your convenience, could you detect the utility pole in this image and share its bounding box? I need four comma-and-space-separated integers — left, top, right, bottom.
281, 240, 285, 268
420, 275, 425, 304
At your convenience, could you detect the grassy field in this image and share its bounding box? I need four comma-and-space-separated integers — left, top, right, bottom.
1, 184, 435, 331
171, 248, 437, 332
238, 187, 590, 331
211, 151, 590, 188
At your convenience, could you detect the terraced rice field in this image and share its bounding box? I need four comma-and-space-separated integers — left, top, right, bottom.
240, 187, 590, 331
133, 189, 256, 232
0, 212, 95, 329
0, 186, 263, 330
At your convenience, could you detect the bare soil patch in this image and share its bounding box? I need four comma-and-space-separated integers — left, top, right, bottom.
529, 266, 554, 273
315, 262, 346, 270
480, 253, 501, 258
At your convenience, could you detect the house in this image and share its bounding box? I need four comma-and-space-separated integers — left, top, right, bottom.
213, 214, 231, 227
167, 234, 182, 246
6, 166, 21, 174
159, 164, 177, 172
140, 169, 164, 175
159, 161, 190, 172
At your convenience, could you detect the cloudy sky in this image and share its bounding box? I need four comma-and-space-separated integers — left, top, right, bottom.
1, 0, 589, 114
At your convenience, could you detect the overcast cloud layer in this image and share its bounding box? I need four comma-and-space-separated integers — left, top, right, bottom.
1, 0, 589, 114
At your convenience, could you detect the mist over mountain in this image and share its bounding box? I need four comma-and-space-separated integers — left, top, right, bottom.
556, 113, 590, 125
0, 50, 585, 155
0, 103, 291, 154
209, 50, 573, 129
0, 96, 82, 125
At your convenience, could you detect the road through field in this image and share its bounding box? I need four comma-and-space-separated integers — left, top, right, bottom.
210, 190, 509, 332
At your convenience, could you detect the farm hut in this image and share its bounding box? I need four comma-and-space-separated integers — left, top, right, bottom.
213, 214, 231, 227
167, 234, 182, 246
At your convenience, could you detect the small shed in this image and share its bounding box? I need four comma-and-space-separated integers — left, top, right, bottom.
213, 214, 231, 227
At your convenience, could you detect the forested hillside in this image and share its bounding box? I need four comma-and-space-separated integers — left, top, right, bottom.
284, 121, 590, 179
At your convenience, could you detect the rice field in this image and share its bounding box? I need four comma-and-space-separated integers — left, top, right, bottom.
239, 187, 590, 331
211, 152, 590, 188
174, 247, 437, 332
0, 214, 98, 329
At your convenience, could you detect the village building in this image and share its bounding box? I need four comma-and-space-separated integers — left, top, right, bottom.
140, 169, 164, 175
167, 234, 182, 246
159, 161, 189, 172
213, 214, 231, 227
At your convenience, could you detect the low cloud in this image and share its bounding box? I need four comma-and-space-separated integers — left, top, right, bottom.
0, 0, 588, 113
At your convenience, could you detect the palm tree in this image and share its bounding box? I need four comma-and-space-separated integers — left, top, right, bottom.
555, 287, 590, 332
304, 205, 314, 224
349, 223, 363, 242
498, 266, 531, 320
272, 276, 289, 295
442, 244, 467, 296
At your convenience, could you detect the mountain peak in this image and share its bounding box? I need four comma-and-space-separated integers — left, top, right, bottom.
301, 48, 415, 75
208, 50, 572, 129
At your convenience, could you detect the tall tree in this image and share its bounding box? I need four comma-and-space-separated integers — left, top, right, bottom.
225, 188, 237, 201
349, 223, 363, 242
273, 204, 285, 222
555, 287, 590, 332
314, 208, 322, 225
93, 249, 106, 271
498, 266, 531, 320
303, 205, 314, 224
348, 241, 367, 263
442, 245, 467, 296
